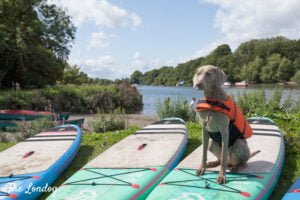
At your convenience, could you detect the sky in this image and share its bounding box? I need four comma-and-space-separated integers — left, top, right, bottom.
51, 0, 300, 80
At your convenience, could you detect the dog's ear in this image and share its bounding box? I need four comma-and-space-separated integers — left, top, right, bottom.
215, 68, 227, 87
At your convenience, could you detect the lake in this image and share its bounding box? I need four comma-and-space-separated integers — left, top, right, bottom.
137, 85, 300, 115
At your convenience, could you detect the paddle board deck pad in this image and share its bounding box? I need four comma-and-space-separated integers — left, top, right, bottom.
0, 125, 82, 200
47, 118, 188, 200
282, 178, 300, 200
147, 117, 285, 200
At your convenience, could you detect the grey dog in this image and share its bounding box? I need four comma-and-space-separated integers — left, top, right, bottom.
193, 65, 259, 184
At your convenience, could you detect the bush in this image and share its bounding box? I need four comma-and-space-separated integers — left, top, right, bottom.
237, 89, 300, 153
291, 70, 300, 83
0, 83, 143, 114
237, 88, 300, 117
2, 119, 57, 142
86, 112, 127, 133
117, 82, 143, 113
155, 96, 195, 121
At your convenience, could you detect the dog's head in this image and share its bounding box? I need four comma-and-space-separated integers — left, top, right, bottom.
193, 65, 227, 90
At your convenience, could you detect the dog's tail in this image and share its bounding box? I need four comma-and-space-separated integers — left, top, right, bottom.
250, 150, 261, 158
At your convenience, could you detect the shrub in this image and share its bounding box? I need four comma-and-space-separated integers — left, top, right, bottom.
0, 83, 143, 114
117, 82, 143, 113
2, 119, 56, 142
155, 96, 195, 121
86, 112, 127, 133
237, 88, 299, 117
237, 89, 300, 153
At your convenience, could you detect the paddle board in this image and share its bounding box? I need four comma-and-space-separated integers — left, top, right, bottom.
47, 118, 188, 200
282, 177, 300, 200
0, 125, 82, 200
147, 117, 284, 200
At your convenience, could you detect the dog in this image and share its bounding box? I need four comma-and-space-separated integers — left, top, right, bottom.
192, 65, 259, 184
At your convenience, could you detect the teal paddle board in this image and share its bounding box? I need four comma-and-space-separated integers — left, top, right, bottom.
147, 117, 284, 200
47, 118, 188, 200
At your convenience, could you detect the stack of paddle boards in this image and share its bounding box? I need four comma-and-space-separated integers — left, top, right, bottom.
47, 118, 188, 200
0, 125, 82, 200
147, 117, 284, 200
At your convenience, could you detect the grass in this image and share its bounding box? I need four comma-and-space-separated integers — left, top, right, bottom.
0, 142, 15, 152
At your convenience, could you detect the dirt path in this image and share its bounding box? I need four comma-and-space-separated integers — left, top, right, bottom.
69, 114, 160, 128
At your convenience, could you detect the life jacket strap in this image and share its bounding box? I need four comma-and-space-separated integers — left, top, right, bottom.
197, 100, 230, 112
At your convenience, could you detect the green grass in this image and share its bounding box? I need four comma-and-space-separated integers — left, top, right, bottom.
0, 121, 299, 199
184, 121, 202, 158
0, 142, 16, 151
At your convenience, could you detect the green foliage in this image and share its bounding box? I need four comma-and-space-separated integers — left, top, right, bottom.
1, 118, 56, 142
237, 88, 300, 117
130, 70, 143, 84
86, 112, 126, 133
241, 57, 263, 83
61, 65, 89, 85
155, 96, 195, 121
0, 0, 76, 88
183, 121, 202, 158
117, 82, 143, 113
0, 83, 143, 114
131, 36, 300, 85
260, 54, 282, 82
291, 71, 300, 83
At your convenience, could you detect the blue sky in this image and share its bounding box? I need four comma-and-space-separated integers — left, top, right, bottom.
51, 0, 300, 80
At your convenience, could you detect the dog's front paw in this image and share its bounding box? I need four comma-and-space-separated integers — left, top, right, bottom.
196, 167, 206, 176
217, 174, 226, 184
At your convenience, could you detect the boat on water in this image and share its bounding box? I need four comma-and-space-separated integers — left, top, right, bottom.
234, 80, 249, 87
223, 82, 232, 88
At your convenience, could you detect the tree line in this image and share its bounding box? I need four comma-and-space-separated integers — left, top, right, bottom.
130, 37, 300, 86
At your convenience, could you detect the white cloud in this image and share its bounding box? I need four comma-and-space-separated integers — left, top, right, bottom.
50, 0, 142, 28
131, 52, 146, 70
131, 52, 174, 72
190, 0, 300, 59
70, 55, 126, 79
87, 31, 118, 49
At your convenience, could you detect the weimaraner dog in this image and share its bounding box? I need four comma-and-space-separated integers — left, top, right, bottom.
193, 65, 259, 184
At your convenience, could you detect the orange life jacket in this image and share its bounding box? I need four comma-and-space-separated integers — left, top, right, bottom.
195, 96, 253, 139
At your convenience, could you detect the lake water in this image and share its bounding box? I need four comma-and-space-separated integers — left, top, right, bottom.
137, 85, 300, 115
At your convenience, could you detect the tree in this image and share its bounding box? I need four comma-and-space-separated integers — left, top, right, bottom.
291, 71, 300, 83
129, 37, 300, 86
130, 70, 143, 84
241, 57, 264, 83
61, 65, 89, 85
277, 57, 294, 82
0, 0, 76, 88
260, 54, 282, 83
